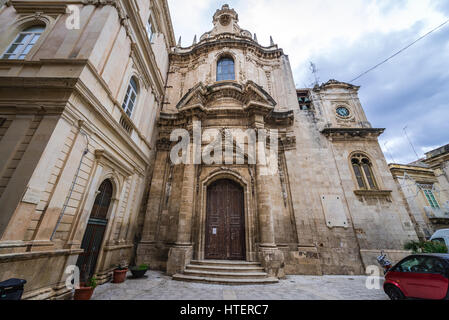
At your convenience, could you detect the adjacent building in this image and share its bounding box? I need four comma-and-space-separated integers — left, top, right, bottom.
0, 0, 175, 299
390, 144, 449, 239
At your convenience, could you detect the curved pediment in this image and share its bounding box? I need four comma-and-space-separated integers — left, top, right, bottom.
176, 81, 276, 115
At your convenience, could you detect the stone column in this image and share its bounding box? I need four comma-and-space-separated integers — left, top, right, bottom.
125, 174, 145, 242
140, 150, 169, 242
256, 164, 285, 279
256, 165, 276, 247
166, 163, 195, 275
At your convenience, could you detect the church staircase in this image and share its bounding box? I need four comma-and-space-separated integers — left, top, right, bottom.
172, 260, 279, 285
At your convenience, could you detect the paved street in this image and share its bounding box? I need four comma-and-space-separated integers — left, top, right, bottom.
92, 270, 388, 300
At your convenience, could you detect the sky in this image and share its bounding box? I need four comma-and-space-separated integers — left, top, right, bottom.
167, 0, 449, 164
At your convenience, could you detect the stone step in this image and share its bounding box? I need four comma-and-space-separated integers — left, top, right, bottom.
190, 260, 262, 268
172, 274, 279, 285
186, 264, 265, 273
173, 260, 277, 285
183, 269, 268, 279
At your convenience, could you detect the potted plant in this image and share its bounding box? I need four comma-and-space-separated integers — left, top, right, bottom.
74, 277, 97, 300
130, 264, 149, 279
112, 264, 128, 283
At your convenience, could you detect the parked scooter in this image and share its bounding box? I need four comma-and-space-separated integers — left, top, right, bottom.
376, 251, 393, 274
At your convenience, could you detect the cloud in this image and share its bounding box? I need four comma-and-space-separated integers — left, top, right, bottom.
167, 0, 449, 164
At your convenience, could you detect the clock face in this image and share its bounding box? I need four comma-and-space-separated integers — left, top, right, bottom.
336, 107, 350, 117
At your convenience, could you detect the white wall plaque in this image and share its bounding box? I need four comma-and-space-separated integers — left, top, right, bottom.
320, 195, 349, 228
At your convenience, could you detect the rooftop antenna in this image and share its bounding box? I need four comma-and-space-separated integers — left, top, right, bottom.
310, 62, 320, 86
403, 125, 420, 161
383, 141, 396, 163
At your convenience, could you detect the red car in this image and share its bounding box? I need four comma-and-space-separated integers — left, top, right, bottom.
384, 254, 449, 300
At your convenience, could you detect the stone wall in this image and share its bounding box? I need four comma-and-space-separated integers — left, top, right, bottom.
0, 0, 174, 299
138, 5, 418, 277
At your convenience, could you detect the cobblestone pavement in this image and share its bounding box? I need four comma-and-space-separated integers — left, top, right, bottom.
92, 271, 388, 300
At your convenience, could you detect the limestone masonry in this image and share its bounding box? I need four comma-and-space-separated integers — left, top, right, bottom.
1, 1, 443, 300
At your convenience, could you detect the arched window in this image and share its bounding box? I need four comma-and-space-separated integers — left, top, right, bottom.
216, 56, 235, 81
90, 179, 114, 220
2, 25, 45, 60
351, 154, 378, 190
122, 77, 138, 117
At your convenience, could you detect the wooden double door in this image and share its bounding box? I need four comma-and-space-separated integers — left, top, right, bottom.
76, 180, 113, 283
205, 179, 246, 260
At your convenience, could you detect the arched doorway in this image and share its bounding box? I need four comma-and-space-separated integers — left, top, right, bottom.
76, 179, 113, 282
205, 179, 245, 260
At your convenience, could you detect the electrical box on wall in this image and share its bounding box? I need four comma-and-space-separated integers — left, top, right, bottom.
321, 195, 349, 228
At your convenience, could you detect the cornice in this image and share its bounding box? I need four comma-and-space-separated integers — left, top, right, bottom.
95, 149, 134, 177
9, 0, 67, 14
423, 153, 449, 169
313, 79, 360, 93
430, 217, 449, 224
0, 59, 153, 155
176, 81, 276, 109
62, 102, 150, 175
280, 135, 296, 151
150, 0, 176, 48
159, 0, 176, 47
6, 1, 168, 99
122, 1, 166, 100
0, 75, 78, 89
172, 34, 283, 61
73, 79, 152, 166
321, 127, 385, 141
388, 164, 435, 177
354, 190, 392, 198
172, 81, 278, 121
266, 110, 294, 126
83, 61, 154, 152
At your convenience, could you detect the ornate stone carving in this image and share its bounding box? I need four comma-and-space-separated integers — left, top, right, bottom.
321, 128, 385, 141
156, 137, 172, 151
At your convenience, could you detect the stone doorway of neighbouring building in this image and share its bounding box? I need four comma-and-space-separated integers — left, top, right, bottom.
76, 179, 113, 282
205, 179, 246, 261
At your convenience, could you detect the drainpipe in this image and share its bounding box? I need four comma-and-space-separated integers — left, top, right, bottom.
50, 131, 89, 241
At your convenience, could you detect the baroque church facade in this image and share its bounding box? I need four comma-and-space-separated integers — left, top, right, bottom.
0, 1, 418, 299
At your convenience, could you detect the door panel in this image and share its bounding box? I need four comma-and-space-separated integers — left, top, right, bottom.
76, 180, 113, 283
205, 179, 245, 260
392, 256, 449, 299
76, 219, 107, 282
407, 257, 449, 299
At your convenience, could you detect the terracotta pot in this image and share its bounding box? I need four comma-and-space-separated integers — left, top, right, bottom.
113, 269, 128, 283
74, 286, 95, 300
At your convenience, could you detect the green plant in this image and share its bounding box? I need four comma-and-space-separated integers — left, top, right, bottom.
138, 264, 149, 270
88, 277, 98, 289
404, 241, 448, 254
116, 264, 128, 271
